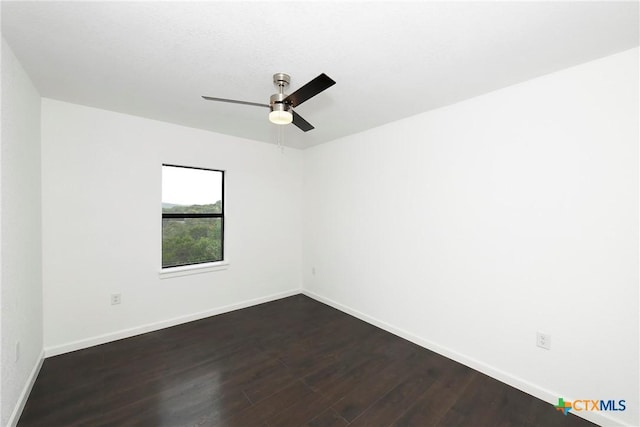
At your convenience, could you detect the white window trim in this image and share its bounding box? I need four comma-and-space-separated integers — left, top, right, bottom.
159, 260, 230, 279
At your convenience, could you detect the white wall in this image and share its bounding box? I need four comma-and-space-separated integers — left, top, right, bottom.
303, 48, 639, 427
41, 99, 303, 353
1, 39, 43, 426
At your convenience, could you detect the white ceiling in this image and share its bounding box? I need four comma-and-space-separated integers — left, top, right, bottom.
2, 1, 638, 149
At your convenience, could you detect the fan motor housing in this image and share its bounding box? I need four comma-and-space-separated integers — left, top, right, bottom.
270, 93, 289, 110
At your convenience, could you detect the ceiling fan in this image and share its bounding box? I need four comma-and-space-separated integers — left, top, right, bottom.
202, 73, 335, 132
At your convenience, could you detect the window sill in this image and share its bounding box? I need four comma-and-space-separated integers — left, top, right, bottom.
159, 261, 229, 279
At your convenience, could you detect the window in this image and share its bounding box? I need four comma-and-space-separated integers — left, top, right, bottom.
162, 164, 224, 268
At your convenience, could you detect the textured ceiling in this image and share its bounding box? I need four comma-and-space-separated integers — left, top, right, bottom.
2, 1, 638, 149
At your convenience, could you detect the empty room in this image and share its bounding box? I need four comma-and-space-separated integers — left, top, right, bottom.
1, 1, 638, 426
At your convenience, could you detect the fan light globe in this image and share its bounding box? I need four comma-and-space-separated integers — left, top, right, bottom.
269, 109, 293, 125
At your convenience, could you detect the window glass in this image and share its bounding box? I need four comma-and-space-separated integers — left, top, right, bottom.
162, 165, 224, 268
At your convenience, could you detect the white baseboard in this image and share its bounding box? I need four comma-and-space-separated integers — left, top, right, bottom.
302, 290, 627, 427
44, 288, 301, 358
7, 349, 45, 427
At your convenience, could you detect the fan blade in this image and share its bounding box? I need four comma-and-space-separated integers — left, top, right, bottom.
284, 73, 335, 107
291, 110, 314, 132
202, 96, 269, 108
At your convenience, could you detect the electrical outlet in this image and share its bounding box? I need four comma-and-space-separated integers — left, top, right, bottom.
15, 341, 20, 362
537, 332, 551, 350
111, 293, 122, 305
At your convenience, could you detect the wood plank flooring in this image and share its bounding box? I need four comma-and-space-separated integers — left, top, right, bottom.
18, 295, 596, 426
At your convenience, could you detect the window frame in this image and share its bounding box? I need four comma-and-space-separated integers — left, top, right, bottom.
161, 163, 225, 270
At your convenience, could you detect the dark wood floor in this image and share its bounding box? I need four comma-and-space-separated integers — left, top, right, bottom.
19, 295, 596, 427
